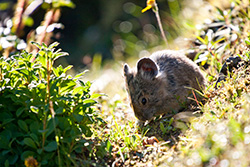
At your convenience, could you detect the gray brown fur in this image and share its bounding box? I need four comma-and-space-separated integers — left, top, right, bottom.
124, 50, 205, 121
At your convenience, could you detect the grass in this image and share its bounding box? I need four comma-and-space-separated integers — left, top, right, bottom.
84, 0, 250, 166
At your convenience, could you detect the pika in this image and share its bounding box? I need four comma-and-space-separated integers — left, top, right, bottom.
124, 50, 205, 121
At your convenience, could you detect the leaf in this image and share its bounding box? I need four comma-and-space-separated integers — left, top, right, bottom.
73, 113, 83, 123
160, 122, 166, 134
106, 140, 112, 154
38, 129, 49, 134
2, 150, 11, 155
53, 52, 69, 61
73, 86, 84, 95
63, 65, 73, 73
37, 148, 43, 155
83, 99, 96, 105
44, 141, 57, 152
4, 160, 9, 167
85, 81, 92, 87
60, 80, 76, 94
30, 133, 39, 144
74, 70, 88, 79
52, 0, 75, 8
58, 117, 70, 130
30, 122, 39, 134
18, 68, 29, 77
31, 41, 41, 49
2, 118, 15, 126
18, 120, 28, 132
38, 52, 46, 68
79, 124, 92, 137
245, 40, 250, 46
30, 106, 39, 113
42, 42, 47, 48
55, 107, 64, 114
52, 65, 61, 77
60, 0, 75, 8
21, 151, 35, 161
23, 138, 37, 149
74, 144, 83, 153
78, 80, 85, 87
168, 117, 174, 126
91, 93, 104, 99
48, 42, 59, 49
213, 37, 225, 45
201, 60, 207, 66
0, 134, 9, 149
50, 79, 60, 93
196, 35, 207, 44
8, 154, 18, 165
216, 6, 224, 16
45, 119, 57, 138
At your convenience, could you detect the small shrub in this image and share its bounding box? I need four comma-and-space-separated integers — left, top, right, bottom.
0, 42, 105, 166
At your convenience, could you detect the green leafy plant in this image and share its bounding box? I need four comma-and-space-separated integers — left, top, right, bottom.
0, 42, 106, 166
159, 118, 174, 135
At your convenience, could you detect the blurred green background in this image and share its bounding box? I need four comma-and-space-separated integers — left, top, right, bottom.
57, 0, 183, 70
0, 0, 191, 71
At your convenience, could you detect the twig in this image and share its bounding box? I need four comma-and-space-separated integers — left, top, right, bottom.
153, 2, 168, 46
142, 0, 168, 46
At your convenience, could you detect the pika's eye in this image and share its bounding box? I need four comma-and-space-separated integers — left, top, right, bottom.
141, 98, 147, 105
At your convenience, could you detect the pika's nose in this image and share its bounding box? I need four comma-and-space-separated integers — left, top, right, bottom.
132, 105, 150, 121
134, 111, 150, 121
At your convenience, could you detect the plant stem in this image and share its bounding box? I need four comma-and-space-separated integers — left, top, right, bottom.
37, 9, 54, 46
46, 54, 61, 166
31, 9, 61, 62
153, 2, 168, 46
13, 0, 27, 37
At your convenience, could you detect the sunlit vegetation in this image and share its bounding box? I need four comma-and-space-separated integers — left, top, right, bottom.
1, 0, 250, 166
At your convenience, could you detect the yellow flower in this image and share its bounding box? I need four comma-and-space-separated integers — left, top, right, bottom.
24, 156, 38, 167
142, 0, 156, 13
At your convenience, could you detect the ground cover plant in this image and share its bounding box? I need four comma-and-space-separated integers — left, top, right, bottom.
0, 42, 110, 166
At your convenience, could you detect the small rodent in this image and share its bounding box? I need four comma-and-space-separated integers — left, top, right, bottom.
124, 50, 205, 121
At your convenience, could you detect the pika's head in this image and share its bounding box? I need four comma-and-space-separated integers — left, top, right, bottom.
124, 58, 165, 121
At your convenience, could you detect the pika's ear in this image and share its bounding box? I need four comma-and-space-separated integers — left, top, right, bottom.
124, 63, 131, 77
137, 58, 158, 79
124, 64, 134, 85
